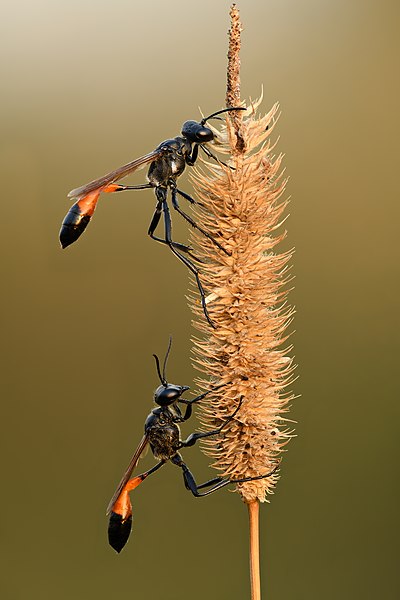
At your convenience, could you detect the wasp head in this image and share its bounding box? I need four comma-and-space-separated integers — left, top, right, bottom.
181, 108, 246, 144
154, 384, 190, 407
181, 120, 214, 144
152, 338, 189, 406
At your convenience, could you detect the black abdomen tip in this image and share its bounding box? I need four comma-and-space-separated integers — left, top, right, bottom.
108, 512, 133, 554
59, 214, 91, 249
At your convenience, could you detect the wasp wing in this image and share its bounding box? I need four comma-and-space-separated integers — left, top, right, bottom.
106, 434, 149, 516
60, 149, 164, 248
68, 149, 163, 199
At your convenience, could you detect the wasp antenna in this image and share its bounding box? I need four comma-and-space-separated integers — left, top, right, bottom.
162, 336, 173, 384
153, 354, 166, 386
201, 106, 246, 125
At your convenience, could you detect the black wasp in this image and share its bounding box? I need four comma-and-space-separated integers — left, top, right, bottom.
106, 339, 279, 553
60, 107, 245, 327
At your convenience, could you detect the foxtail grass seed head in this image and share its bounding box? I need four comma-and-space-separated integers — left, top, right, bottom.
189, 98, 295, 503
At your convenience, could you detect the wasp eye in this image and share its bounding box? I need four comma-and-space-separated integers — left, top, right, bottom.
197, 127, 213, 142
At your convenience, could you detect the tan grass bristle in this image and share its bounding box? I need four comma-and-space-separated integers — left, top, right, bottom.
188, 94, 295, 503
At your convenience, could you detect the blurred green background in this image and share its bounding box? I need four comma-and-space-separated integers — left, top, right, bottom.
1, 1, 398, 598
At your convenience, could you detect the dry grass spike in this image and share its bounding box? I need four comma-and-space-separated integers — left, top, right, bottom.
190, 95, 295, 504
187, 5, 295, 599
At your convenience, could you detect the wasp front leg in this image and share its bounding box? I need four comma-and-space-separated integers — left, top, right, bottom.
185, 143, 199, 167
178, 382, 232, 421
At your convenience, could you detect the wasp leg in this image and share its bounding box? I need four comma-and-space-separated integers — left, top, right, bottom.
171, 186, 231, 257
200, 145, 235, 170
171, 454, 226, 496
230, 463, 280, 484
185, 143, 199, 167
147, 198, 196, 256
178, 382, 232, 421
175, 187, 207, 213
175, 187, 196, 205
159, 188, 215, 328
103, 182, 195, 256
172, 454, 280, 498
103, 181, 191, 252
179, 396, 243, 447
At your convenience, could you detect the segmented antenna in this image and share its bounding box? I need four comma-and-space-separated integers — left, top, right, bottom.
152, 336, 173, 386
153, 354, 166, 386
201, 106, 245, 125
162, 336, 173, 384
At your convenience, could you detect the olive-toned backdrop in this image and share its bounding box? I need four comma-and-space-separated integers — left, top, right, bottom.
1, 1, 398, 599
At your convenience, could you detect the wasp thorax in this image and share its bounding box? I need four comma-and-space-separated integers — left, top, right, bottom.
181, 121, 214, 143
154, 384, 189, 406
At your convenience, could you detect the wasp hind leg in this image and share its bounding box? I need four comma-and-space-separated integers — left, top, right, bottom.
159, 189, 215, 328
172, 397, 280, 496
171, 454, 226, 497
171, 186, 231, 256
172, 455, 280, 498
148, 197, 197, 256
